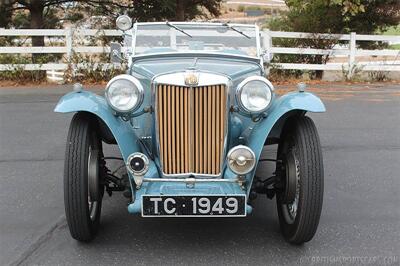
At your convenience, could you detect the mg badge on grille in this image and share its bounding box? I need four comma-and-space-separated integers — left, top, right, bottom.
184, 72, 199, 86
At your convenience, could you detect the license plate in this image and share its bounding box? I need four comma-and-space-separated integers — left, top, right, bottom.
142, 195, 246, 217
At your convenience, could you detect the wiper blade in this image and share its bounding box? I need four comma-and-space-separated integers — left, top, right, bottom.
166, 21, 192, 38
222, 23, 251, 39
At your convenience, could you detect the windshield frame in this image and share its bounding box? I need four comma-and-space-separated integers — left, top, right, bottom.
130, 22, 262, 61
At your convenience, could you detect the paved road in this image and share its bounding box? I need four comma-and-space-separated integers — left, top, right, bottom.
0, 83, 399, 266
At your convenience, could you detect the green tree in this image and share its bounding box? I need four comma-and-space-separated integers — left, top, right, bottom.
1, 0, 130, 77
3, 1, 130, 45
268, 0, 400, 79
126, 0, 175, 22
0, 1, 13, 28
175, 0, 223, 21
282, 0, 400, 34
2, 0, 224, 39
126, 0, 223, 22
344, 0, 400, 33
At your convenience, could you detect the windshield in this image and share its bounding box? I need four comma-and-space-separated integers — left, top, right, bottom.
133, 23, 259, 57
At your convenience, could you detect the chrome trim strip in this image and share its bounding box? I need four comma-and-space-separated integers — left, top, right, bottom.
132, 23, 137, 57
255, 24, 262, 64
157, 172, 220, 178
143, 178, 239, 183
135, 22, 257, 27
152, 71, 231, 178
131, 51, 260, 62
154, 72, 230, 87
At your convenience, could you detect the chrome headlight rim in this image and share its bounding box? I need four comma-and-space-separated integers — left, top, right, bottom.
236, 76, 274, 115
116, 15, 133, 31
105, 74, 144, 113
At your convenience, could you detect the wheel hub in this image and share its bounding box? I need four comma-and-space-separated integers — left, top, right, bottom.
280, 149, 300, 224
88, 148, 100, 201
88, 147, 100, 221
281, 150, 299, 204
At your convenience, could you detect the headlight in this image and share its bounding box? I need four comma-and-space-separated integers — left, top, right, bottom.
116, 15, 132, 31
227, 145, 256, 175
105, 75, 144, 113
236, 76, 273, 114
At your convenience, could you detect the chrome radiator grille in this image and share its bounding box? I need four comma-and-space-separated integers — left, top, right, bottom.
156, 84, 227, 175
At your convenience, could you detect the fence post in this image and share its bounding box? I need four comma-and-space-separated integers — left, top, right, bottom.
348, 32, 356, 78
66, 27, 73, 62
263, 29, 272, 75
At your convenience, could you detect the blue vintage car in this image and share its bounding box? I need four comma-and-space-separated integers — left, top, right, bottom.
55, 17, 325, 244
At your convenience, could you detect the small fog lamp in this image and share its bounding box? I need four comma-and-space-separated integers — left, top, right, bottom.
127, 153, 149, 188
227, 145, 256, 175
127, 153, 149, 176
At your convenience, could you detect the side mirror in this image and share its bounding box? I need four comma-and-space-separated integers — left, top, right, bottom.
110, 42, 122, 64
116, 15, 133, 31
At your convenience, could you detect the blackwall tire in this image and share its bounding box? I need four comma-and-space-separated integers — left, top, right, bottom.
276, 116, 324, 244
64, 113, 103, 242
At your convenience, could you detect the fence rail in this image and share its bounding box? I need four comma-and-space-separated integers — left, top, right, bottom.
0, 28, 399, 76
261, 30, 400, 74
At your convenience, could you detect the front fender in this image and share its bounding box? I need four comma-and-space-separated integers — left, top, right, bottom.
54, 91, 140, 160
246, 92, 325, 192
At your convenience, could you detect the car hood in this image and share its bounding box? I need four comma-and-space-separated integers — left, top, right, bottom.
130, 53, 263, 82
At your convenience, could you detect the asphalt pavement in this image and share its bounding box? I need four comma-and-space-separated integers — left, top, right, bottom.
0, 83, 399, 266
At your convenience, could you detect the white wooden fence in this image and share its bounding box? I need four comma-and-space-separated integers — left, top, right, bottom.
0, 28, 122, 73
0, 28, 399, 78
261, 30, 400, 73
